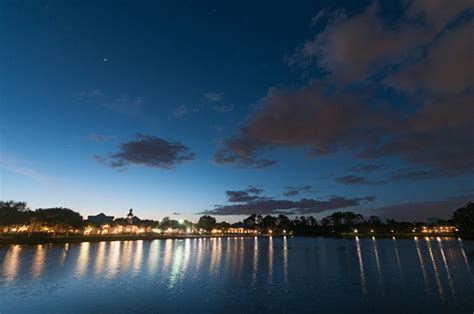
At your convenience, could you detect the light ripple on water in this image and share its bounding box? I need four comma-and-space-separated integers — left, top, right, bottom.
0, 237, 473, 313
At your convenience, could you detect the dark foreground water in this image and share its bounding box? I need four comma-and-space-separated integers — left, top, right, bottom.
1, 237, 473, 313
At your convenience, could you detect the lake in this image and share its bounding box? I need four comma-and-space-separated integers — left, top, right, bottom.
1, 237, 473, 313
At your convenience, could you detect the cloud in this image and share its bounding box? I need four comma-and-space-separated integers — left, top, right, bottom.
283, 186, 313, 196
215, 2, 474, 179
81, 89, 145, 116
310, 8, 331, 27
370, 194, 473, 221
386, 19, 474, 94
86, 133, 114, 143
289, 1, 472, 83
225, 187, 265, 202
246, 186, 264, 194
335, 175, 387, 185
351, 164, 386, 173
336, 175, 366, 185
172, 104, 189, 117
198, 195, 375, 216
212, 104, 234, 112
95, 134, 195, 170
214, 81, 392, 168
214, 137, 277, 169
204, 92, 223, 102
170, 104, 200, 119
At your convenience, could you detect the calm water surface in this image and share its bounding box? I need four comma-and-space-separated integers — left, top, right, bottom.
1, 237, 473, 313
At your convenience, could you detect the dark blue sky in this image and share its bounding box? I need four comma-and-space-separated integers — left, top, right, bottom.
1, 0, 472, 222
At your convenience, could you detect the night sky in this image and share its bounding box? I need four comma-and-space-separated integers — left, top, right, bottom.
1, 0, 472, 222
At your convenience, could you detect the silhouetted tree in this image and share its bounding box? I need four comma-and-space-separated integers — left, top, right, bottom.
0, 201, 31, 232
197, 215, 216, 231
34, 207, 83, 234
453, 202, 474, 234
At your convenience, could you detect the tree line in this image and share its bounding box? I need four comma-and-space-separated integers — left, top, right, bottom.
1, 200, 473, 235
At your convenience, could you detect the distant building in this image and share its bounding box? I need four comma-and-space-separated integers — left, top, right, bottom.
227, 222, 258, 234
127, 208, 134, 224
87, 213, 114, 225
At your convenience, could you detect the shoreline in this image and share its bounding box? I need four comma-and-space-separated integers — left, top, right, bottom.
1, 233, 472, 245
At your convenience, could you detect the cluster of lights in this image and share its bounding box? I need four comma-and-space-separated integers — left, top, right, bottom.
421, 226, 458, 233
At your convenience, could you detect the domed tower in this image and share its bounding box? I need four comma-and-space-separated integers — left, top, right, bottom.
127, 208, 134, 225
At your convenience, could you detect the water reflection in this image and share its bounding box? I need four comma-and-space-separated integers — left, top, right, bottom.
355, 237, 366, 294
2, 245, 21, 284
121, 241, 133, 272
458, 239, 472, 281
194, 238, 203, 277
75, 242, 89, 278
268, 236, 273, 285
147, 240, 160, 276
168, 240, 185, 288
372, 237, 384, 295
59, 243, 69, 267
252, 236, 258, 287
426, 238, 444, 302
162, 239, 173, 273
1, 237, 474, 313
106, 241, 121, 279
132, 240, 143, 276
415, 237, 430, 296
31, 245, 46, 278
283, 236, 288, 284
437, 239, 456, 300
94, 241, 106, 276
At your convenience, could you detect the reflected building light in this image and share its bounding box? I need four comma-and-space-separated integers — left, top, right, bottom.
355, 237, 366, 294
182, 238, 191, 276
132, 240, 144, 277
268, 236, 274, 285
372, 237, 384, 295
59, 243, 69, 267
437, 239, 456, 301
426, 239, 445, 302
393, 238, 403, 288
283, 236, 288, 284
458, 239, 472, 281
210, 238, 218, 275
194, 238, 204, 276
2, 245, 21, 284
237, 237, 245, 274
106, 241, 121, 279
415, 239, 431, 296
168, 240, 184, 289
147, 240, 161, 277
31, 245, 47, 278
75, 242, 90, 278
162, 239, 173, 274
252, 236, 258, 287
94, 241, 106, 276
121, 241, 133, 273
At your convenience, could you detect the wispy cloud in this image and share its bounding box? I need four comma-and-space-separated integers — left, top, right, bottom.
86, 133, 115, 143
81, 89, 145, 116
283, 185, 314, 196
204, 92, 223, 102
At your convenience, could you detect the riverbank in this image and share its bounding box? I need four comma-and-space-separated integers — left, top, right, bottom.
1, 232, 473, 245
